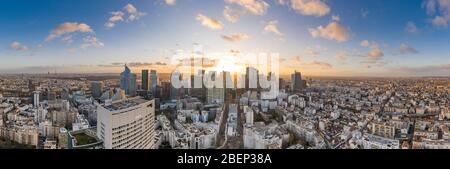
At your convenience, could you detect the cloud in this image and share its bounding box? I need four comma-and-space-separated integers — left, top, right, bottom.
124, 3, 146, 22
196, 14, 224, 30
105, 3, 146, 28
432, 16, 448, 26
45, 22, 93, 42
293, 55, 302, 63
300, 45, 327, 57
275, 0, 287, 5
222, 33, 250, 42
405, 21, 420, 34
225, 0, 269, 15
61, 35, 74, 44
289, 0, 330, 17
304, 49, 320, 57
360, 40, 370, 47
223, 6, 243, 23
308, 60, 333, 69
309, 21, 350, 42
9, 41, 28, 51
335, 51, 347, 62
165, 0, 176, 5
422, 0, 450, 27
366, 47, 384, 61
423, 0, 437, 15
264, 20, 283, 36
105, 11, 125, 28
397, 43, 419, 55
332, 15, 340, 21
357, 41, 386, 64
81, 36, 105, 49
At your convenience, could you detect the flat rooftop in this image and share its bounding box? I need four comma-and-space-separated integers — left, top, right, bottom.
73, 133, 98, 146
102, 97, 150, 111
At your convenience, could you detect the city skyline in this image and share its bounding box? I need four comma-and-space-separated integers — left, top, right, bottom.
1, 0, 450, 77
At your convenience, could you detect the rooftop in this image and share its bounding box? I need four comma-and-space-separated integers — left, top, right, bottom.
73, 133, 98, 146
102, 97, 150, 111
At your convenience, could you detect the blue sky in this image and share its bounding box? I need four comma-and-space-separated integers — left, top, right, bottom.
0, 0, 449, 76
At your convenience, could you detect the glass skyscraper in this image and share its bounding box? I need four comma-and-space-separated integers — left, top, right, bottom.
120, 65, 137, 96
142, 70, 149, 91
150, 70, 157, 95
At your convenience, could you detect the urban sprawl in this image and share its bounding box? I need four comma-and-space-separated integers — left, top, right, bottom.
1, 65, 449, 149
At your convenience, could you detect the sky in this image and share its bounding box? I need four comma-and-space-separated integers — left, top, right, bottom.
0, 0, 449, 77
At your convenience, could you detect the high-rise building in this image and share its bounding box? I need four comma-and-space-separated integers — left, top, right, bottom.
170, 71, 184, 100
120, 65, 131, 94
120, 65, 137, 96
161, 81, 171, 100
33, 91, 41, 108
246, 67, 259, 91
91, 81, 104, 99
291, 71, 302, 91
150, 70, 157, 94
130, 73, 137, 97
96, 97, 156, 149
142, 70, 149, 91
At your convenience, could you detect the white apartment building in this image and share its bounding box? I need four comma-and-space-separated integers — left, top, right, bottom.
96, 97, 155, 149
361, 134, 400, 149
243, 124, 282, 149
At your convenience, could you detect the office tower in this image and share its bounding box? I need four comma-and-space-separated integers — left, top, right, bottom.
120, 65, 137, 96
291, 71, 302, 91
130, 73, 137, 97
28, 79, 35, 91
245, 67, 259, 91
142, 70, 149, 91
161, 81, 171, 100
170, 71, 184, 100
120, 65, 131, 95
33, 91, 41, 108
96, 97, 156, 149
91, 81, 104, 99
150, 70, 157, 94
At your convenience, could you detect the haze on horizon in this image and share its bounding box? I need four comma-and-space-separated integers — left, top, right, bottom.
0, 0, 449, 77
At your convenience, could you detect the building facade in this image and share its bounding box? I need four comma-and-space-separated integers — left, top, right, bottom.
96, 97, 155, 149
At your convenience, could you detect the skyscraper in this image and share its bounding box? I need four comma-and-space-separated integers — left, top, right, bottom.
142, 70, 149, 91
33, 91, 41, 108
120, 65, 137, 96
91, 81, 104, 99
96, 97, 156, 149
291, 71, 302, 91
150, 70, 157, 94
245, 67, 259, 91
130, 74, 137, 97
170, 71, 186, 100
